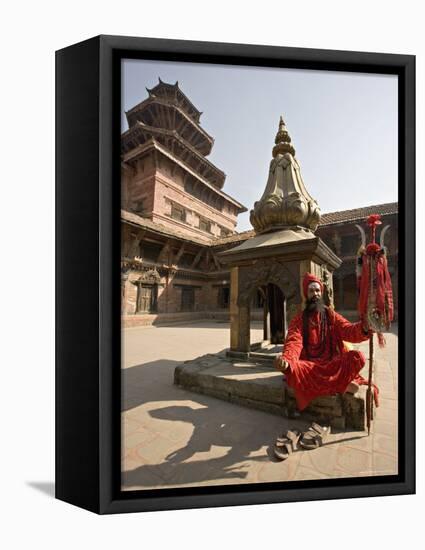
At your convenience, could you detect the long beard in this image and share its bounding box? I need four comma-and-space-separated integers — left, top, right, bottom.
302, 297, 330, 358
305, 296, 326, 314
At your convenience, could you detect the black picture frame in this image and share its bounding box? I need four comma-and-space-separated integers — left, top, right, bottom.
56, 34, 415, 514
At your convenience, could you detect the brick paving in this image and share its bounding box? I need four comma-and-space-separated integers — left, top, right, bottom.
121, 321, 398, 490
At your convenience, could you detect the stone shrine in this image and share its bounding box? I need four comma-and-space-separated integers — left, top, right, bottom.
219, 117, 341, 356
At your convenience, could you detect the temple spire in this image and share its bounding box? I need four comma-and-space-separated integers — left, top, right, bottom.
249, 116, 321, 234
273, 116, 295, 157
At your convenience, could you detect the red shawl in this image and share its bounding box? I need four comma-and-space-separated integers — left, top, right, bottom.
282, 308, 379, 410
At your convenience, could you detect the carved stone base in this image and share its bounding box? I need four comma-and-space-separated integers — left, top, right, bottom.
174, 352, 368, 431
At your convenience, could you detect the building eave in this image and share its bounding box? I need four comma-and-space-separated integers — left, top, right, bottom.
126, 97, 213, 146
319, 202, 398, 227
122, 140, 248, 213
122, 209, 209, 246
146, 80, 202, 121
123, 122, 225, 186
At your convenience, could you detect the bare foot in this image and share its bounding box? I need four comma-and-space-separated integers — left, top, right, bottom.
345, 381, 359, 394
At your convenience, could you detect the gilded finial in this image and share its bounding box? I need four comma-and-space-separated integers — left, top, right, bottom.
249, 117, 321, 233
273, 115, 295, 157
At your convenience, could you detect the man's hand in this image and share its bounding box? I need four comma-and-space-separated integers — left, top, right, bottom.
362, 321, 373, 335
273, 356, 290, 373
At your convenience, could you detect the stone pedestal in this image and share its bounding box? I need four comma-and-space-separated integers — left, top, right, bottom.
174, 352, 367, 430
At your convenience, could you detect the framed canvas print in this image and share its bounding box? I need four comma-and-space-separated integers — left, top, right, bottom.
56, 35, 415, 514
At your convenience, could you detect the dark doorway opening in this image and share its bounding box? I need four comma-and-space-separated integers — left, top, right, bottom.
266, 283, 286, 345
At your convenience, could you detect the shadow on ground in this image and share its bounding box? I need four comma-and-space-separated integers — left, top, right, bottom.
122, 349, 279, 412
122, 359, 181, 411
121, 357, 310, 488
122, 397, 366, 489
121, 401, 299, 489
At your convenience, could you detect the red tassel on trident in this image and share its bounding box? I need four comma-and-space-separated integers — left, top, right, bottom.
357, 214, 394, 347
356, 213, 394, 434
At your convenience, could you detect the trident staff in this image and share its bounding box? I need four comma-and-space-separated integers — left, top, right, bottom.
356, 214, 394, 434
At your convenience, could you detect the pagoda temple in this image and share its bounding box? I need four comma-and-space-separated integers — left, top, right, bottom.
121, 78, 245, 242
121, 79, 247, 325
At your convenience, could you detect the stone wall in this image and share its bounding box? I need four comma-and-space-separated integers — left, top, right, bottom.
122, 150, 242, 242
123, 266, 233, 318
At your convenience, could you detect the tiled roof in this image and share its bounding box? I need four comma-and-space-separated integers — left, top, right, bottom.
123, 202, 399, 249
319, 202, 398, 226
121, 210, 208, 246
211, 202, 399, 246
122, 210, 255, 249
211, 229, 255, 247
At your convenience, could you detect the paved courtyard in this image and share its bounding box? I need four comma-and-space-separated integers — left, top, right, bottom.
121, 320, 398, 490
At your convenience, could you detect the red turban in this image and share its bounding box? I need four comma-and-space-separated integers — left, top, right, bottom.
302, 272, 323, 299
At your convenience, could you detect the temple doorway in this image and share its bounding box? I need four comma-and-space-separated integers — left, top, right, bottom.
136, 283, 158, 313
267, 283, 287, 344
251, 283, 287, 348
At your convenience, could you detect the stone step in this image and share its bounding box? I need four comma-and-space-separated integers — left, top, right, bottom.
247, 351, 277, 364
174, 352, 368, 430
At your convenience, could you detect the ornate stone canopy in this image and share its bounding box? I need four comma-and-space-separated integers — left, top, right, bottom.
250, 117, 321, 234
218, 117, 341, 355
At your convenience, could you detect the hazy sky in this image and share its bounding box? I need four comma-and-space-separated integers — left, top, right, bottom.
122, 59, 398, 232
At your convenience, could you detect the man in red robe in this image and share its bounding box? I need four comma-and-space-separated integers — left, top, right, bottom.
274, 272, 377, 412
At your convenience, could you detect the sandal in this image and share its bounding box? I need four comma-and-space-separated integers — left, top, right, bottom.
273, 429, 302, 461
299, 422, 331, 450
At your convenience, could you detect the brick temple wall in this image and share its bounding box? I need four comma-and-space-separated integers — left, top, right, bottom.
153, 179, 237, 239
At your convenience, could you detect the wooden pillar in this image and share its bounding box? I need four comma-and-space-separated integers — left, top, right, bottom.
263, 287, 268, 341
238, 305, 251, 352
121, 272, 129, 314
229, 266, 250, 352
282, 298, 287, 338
230, 267, 240, 351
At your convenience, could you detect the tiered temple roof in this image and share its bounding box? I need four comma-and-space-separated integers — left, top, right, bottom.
145, 78, 203, 122
122, 79, 246, 229
124, 78, 217, 173
122, 125, 225, 188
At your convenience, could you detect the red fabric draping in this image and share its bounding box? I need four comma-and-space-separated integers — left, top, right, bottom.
358, 250, 394, 330
357, 214, 394, 347
282, 308, 379, 411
